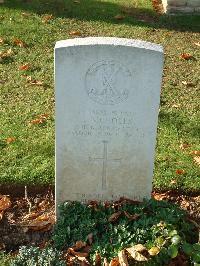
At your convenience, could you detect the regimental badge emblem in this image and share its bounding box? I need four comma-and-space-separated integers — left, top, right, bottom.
85, 60, 132, 105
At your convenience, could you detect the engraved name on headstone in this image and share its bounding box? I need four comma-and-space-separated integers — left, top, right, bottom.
55, 37, 164, 204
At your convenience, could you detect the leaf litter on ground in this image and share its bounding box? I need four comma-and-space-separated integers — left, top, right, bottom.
13, 38, 27, 48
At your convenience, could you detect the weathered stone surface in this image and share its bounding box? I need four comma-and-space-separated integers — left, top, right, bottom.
167, 0, 187, 6
187, 0, 200, 7
162, 0, 200, 13
169, 6, 194, 12
55, 37, 163, 204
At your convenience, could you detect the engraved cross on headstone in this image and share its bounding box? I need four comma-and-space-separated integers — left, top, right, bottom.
89, 140, 121, 190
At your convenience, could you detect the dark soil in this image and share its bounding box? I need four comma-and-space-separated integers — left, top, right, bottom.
0, 185, 199, 252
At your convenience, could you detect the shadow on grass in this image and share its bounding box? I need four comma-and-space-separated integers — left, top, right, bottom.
3, 0, 200, 33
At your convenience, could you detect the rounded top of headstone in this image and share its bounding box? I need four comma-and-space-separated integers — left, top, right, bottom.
55, 37, 163, 53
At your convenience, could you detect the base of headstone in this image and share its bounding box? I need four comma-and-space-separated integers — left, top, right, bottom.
161, 0, 200, 13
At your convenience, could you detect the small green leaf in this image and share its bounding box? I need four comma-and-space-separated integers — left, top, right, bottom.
192, 252, 200, 263
171, 235, 181, 245
169, 230, 178, 237
182, 243, 193, 256
168, 244, 179, 258
148, 247, 160, 256
155, 237, 165, 247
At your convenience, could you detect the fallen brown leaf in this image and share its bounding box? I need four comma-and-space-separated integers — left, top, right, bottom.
29, 80, 43, 86
5, 48, 13, 56
114, 14, 125, 20
103, 258, 109, 266
0, 195, 11, 221
26, 76, 32, 82
77, 257, 90, 265
38, 199, 50, 210
132, 244, 147, 253
69, 30, 82, 36
152, 192, 169, 201
39, 113, 49, 119
26, 76, 44, 86
170, 180, 177, 185
172, 104, 181, 108
180, 53, 193, 60
194, 156, 200, 166
152, 0, 164, 13
13, 38, 27, 48
0, 37, 4, 44
118, 250, 128, 266
190, 150, 200, 156
116, 197, 141, 205
42, 14, 53, 23
175, 169, 185, 175
74, 241, 86, 250
22, 211, 55, 231
23, 212, 39, 221
19, 63, 30, 71
29, 114, 49, 125
0, 48, 13, 59
179, 143, 190, 150
108, 211, 122, 222
0, 195, 11, 211
181, 81, 195, 87
64, 253, 75, 264
95, 253, 101, 266
126, 246, 148, 262
109, 257, 120, 266
6, 137, 16, 144
29, 118, 46, 125
70, 250, 88, 258
124, 211, 140, 221
67, 247, 89, 260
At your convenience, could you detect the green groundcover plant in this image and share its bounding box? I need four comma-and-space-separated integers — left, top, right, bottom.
7, 199, 200, 265
10, 246, 65, 266
53, 199, 199, 265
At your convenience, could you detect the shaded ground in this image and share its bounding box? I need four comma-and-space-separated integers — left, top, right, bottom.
0, 186, 199, 253
3, 0, 200, 32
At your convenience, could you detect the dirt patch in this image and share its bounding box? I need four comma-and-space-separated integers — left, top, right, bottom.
0, 184, 54, 198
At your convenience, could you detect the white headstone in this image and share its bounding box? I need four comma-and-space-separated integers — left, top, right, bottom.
55, 37, 163, 204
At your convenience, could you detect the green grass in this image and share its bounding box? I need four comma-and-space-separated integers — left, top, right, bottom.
0, 252, 11, 266
0, 0, 200, 192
